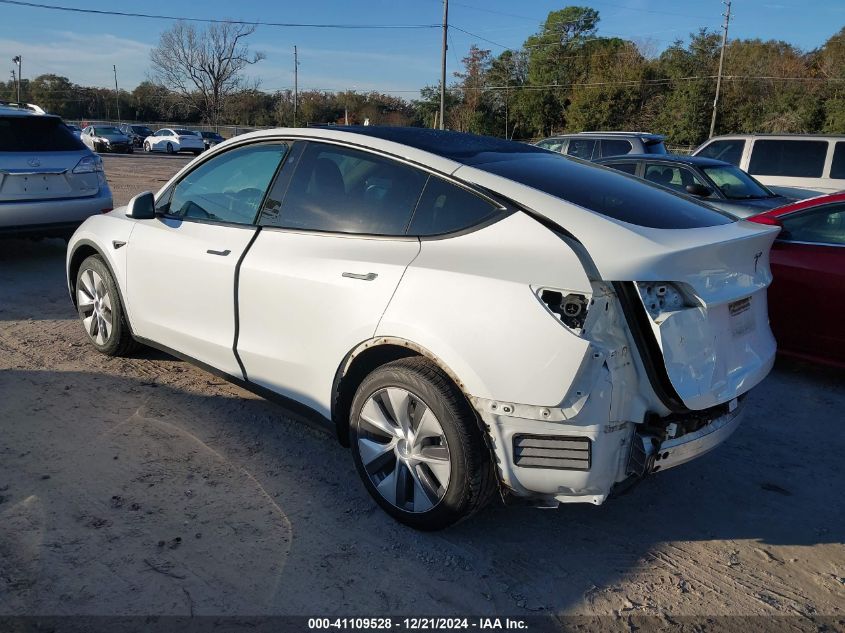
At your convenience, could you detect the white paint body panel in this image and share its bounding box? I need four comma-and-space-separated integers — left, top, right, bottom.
237, 229, 420, 417
125, 217, 256, 376
377, 212, 594, 407
66, 127, 782, 506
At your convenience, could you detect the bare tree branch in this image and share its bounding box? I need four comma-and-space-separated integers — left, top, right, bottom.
150, 20, 264, 126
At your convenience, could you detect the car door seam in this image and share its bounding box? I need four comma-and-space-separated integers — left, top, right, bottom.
373, 237, 423, 338
233, 226, 263, 381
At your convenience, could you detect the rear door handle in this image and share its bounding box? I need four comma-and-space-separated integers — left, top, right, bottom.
342, 272, 378, 281
206, 249, 231, 256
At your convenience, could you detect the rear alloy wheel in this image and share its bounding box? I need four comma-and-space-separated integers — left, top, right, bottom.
166, 142, 174, 154
75, 255, 138, 356
350, 357, 496, 530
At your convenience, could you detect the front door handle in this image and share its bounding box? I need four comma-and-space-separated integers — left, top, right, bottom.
342, 272, 378, 281
206, 249, 231, 256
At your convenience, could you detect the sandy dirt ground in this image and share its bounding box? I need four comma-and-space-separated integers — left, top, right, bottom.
0, 153, 843, 623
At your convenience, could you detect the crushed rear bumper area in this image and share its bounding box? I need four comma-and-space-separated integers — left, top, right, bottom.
474, 393, 745, 506
628, 398, 744, 476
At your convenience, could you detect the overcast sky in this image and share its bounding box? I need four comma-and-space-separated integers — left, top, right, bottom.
2, 0, 843, 98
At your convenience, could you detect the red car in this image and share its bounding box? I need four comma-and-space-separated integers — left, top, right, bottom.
749, 192, 845, 367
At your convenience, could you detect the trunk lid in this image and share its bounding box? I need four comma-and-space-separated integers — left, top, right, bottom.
0, 115, 100, 202
0, 150, 100, 201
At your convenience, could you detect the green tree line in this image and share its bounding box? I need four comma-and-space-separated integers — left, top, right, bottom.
2, 6, 844, 145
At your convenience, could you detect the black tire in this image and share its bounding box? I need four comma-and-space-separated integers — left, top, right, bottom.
349, 357, 497, 530
166, 142, 175, 155
75, 255, 139, 357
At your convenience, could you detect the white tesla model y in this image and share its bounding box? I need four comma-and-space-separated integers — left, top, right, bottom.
66, 127, 779, 530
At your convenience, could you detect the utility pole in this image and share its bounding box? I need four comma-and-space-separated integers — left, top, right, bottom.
12, 55, 21, 103
10, 70, 17, 103
439, 0, 448, 130
113, 64, 121, 123
293, 45, 299, 127
709, 0, 731, 139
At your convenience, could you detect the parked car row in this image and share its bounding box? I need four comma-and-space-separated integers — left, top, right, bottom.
536, 130, 845, 199
72, 122, 225, 155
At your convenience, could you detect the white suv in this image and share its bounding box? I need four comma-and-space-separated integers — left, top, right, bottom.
66, 127, 778, 529
694, 134, 845, 198
1, 103, 113, 239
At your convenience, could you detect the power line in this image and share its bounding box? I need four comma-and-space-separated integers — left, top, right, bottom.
0, 0, 441, 28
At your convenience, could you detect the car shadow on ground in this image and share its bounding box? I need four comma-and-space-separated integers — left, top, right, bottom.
1, 359, 842, 618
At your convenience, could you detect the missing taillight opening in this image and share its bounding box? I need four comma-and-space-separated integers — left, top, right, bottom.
540, 289, 589, 330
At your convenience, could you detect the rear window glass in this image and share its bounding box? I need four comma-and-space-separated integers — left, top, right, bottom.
478, 153, 732, 229
696, 139, 744, 165
830, 142, 845, 180
748, 140, 827, 178
0, 116, 85, 151
174, 129, 196, 136
408, 176, 500, 236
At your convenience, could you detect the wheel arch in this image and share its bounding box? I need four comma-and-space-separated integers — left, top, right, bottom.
67, 239, 135, 336
331, 337, 474, 447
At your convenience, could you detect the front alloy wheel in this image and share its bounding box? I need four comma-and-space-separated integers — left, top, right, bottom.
75, 255, 138, 356
77, 267, 112, 346
350, 358, 496, 530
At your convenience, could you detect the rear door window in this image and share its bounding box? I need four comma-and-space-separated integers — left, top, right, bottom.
565, 138, 596, 160
748, 140, 827, 178
696, 139, 745, 166
830, 142, 845, 180
602, 161, 638, 175
407, 177, 501, 236
599, 139, 633, 158
0, 116, 85, 151
271, 142, 427, 235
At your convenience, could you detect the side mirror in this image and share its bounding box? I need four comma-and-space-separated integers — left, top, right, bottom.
685, 183, 712, 197
125, 191, 156, 220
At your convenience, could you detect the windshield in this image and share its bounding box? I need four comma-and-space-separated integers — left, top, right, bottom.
132, 126, 153, 136
94, 126, 122, 136
174, 129, 196, 136
702, 165, 773, 199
